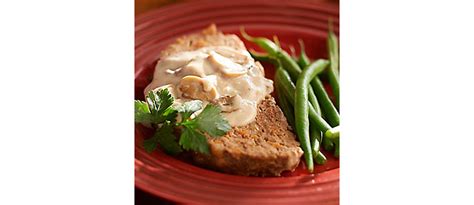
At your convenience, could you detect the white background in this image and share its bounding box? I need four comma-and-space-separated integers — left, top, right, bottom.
0, 0, 134, 204
1, 0, 473, 204
342, 0, 474, 204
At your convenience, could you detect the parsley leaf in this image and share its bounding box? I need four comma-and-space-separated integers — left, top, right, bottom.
179, 127, 210, 154
138, 89, 177, 123
175, 100, 202, 120
192, 104, 231, 137
135, 100, 153, 123
136, 88, 231, 155
162, 107, 178, 123
146, 89, 174, 117
143, 122, 182, 155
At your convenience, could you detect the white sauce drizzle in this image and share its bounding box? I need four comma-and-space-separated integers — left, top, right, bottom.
144, 46, 273, 127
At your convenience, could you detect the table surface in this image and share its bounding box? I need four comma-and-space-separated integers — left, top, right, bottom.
134, 0, 339, 204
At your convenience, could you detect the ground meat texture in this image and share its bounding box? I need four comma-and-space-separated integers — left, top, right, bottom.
161, 25, 303, 176
194, 96, 303, 176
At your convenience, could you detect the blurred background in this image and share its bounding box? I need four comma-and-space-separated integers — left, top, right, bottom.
136, 0, 183, 15
136, 0, 338, 15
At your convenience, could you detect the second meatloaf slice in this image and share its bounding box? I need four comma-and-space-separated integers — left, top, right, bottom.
161, 25, 303, 176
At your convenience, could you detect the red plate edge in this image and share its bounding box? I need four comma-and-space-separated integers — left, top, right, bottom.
135, 0, 339, 204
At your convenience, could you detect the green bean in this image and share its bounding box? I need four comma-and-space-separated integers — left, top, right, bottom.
309, 94, 325, 164
311, 78, 339, 126
308, 87, 321, 116
276, 67, 331, 133
282, 49, 339, 126
316, 49, 339, 152
297, 40, 321, 115
327, 22, 340, 109
325, 125, 340, 140
295, 59, 329, 172
249, 50, 280, 65
310, 126, 326, 165
244, 30, 306, 81
241, 28, 299, 78
241, 27, 280, 56
297, 39, 311, 68
327, 69, 340, 109
310, 125, 322, 147
276, 81, 295, 130
325, 125, 340, 157
276, 61, 330, 164
249, 49, 270, 61
279, 51, 302, 81
297, 43, 327, 164
279, 75, 330, 165
323, 137, 335, 151
316, 151, 327, 165
241, 29, 311, 85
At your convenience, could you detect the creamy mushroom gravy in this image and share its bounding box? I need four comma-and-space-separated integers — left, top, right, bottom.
144, 46, 273, 127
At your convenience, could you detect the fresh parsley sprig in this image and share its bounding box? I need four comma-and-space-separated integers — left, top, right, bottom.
135, 89, 231, 155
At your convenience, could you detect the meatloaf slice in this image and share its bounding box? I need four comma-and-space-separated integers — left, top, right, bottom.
194, 96, 303, 176
161, 25, 303, 176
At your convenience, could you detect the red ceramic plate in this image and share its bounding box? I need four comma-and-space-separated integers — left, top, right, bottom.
135, 0, 339, 204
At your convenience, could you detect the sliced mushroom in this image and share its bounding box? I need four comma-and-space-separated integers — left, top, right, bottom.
177, 75, 218, 101
178, 60, 206, 77
207, 51, 247, 77
214, 47, 251, 65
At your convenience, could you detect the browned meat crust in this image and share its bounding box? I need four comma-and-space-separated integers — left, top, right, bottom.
160, 25, 246, 58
